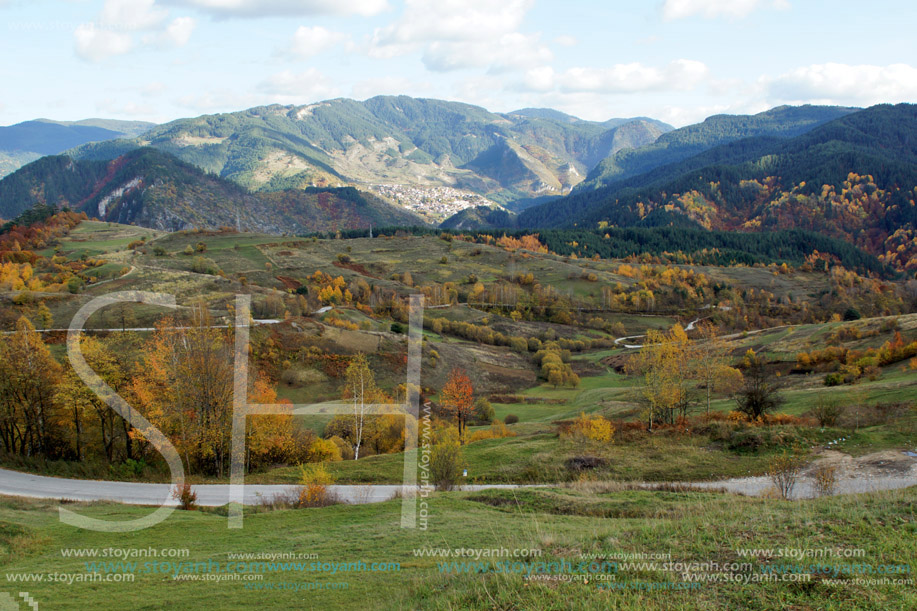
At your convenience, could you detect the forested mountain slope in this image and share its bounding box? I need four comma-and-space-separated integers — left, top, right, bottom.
519, 104, 917, 271
67, 96, 671, 204
0, 148, 424, 233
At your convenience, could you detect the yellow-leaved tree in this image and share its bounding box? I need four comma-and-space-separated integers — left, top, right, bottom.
0, 317, 63, 457
693, 322, 743, 414
625, 325, 695, 430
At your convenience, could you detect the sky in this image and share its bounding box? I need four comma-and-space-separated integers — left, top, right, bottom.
1, 0, 915, 127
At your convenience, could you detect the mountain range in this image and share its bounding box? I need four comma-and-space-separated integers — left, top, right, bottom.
2, 97, 916, 271
0, 119, 154, 179
574, 105, 858, 191
0, 148, 422, 233
65, 96, 671, 205
515, 103, 917, 271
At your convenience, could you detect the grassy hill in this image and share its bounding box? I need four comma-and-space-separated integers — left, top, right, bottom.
66, 96, 671, 204
1, 215, 915, 610
6, 221, 914, 487
0, 148, 424, 233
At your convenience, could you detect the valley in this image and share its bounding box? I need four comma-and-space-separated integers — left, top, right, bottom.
0, 216, 914, 610
4, 1, 915, 607
1, 101, 915, 611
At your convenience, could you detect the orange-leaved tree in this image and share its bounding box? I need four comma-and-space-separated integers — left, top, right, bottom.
440, 368, 474, 444
0, 317, 63, 457
136, 305, 234, 477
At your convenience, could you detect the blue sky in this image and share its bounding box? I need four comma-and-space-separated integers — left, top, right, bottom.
1, 0, 915, 127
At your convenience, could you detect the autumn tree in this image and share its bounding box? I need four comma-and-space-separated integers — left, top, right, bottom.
342, 353, 377, 460
692, 322, 742, 414
625, 325, 695, 430
441, 368, 474, 444
131, 309, 302, 474
735, 351, 784, 420
536, 344, 580, 388
325, 393, 408, 461
56, 337, 133, 463
472, 398, 495, 425
0, 317, 64, 457
56, 369, 89, 461
37, 302, 53, 329
245, 374, 307, 470
138, 306, 235, 476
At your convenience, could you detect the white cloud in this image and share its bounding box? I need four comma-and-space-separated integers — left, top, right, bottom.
373, 0, 532, 47
286, 26, 348, 59
764, 63, 917, 106
662, 0, 789, 20
140, 81, 167, 95
144, 16, 196, 46
365, 39, 416, 60
75, 0, 197, 61
74, 25, 134, 61
258, 69, 341, 102
164, 16, 195, 45
449, 75, 511, 113
369, 0, 548, 75
163, 0, 388, 18
522, 66, 555, 92
422, 33, 552, 73
100, 0, 168, 30
551, 59, 709, 94
95, 98, 160, 117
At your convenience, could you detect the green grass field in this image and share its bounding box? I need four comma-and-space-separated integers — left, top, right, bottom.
1, 485, 914, 610
3, 222, 917, 609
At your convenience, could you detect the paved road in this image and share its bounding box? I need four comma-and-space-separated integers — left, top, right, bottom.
11, 319, 283, 335
3, 452, 914, 507
613, 317, 793, 350
613, 317, 705, 349
0, 468, 524, 506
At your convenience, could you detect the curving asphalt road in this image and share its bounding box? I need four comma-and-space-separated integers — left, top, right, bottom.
0, 468, 525, 506
2, 453, 915, 507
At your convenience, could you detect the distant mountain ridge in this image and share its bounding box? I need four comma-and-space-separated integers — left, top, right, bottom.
0, 118, 155, 179
575, 105, 859, 192
8, 99, 913, 270
66, 96, 672, 206
0, 148, 424, 233
514, 104, 917, 270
